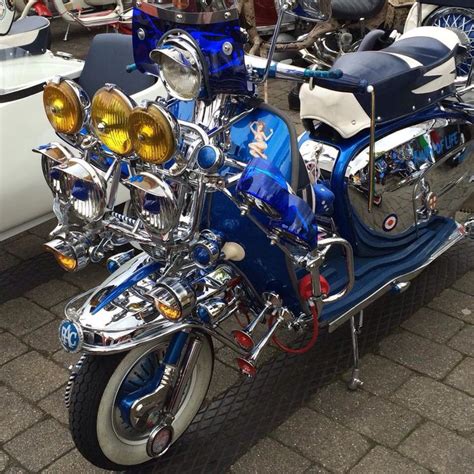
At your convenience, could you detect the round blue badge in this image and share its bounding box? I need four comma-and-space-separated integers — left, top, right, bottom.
58, 320, 83, 353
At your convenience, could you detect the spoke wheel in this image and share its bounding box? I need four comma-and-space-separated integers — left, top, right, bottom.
424, 7, 474, 81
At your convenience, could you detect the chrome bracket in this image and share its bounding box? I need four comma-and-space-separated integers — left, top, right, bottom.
130, 363, 177, 429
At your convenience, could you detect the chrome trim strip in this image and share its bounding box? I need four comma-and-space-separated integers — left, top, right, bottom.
327, 224, 465, 333
80, 319, 247, 355
137, 3, 239, 25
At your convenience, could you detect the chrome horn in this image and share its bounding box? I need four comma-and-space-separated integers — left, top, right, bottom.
232, 292, 282, 350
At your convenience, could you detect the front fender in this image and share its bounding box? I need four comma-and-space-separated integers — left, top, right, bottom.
64, 252, 178, 353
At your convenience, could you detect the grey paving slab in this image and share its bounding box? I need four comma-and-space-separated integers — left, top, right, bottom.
272, 408, 371, 473
206, 360, 240, 401
428, 288, 474, 324
25, 279, 79, 309
0, 333, 28, 366
391, 375, 474, 433
5, 234, 46, 260
311, 381, 421, 448
3, 419, 74, 472
453, 271, 474, 295
0, 386, 43, 443
310, 380, 371, 420
3, 467, 27, 474
0, 450, 9, 471
28, 219, 56, 240
445, 357, 474, 396
0, 351, 68, 402
378, 330, 463, 379
42, 449, 107, 473
447, 325, 474, 357
344, 354, 413, 397
401, 307, 464, 343
23, 320, 61, 355
350, 446, 429, 474
0, 250, 20, 273
304, 465, 330, 473
52, 348, 81, 370
398, 421, 474, 473
38, 386, 68, 426
0, 298, 55, 336
230, 437, 311, 474
63, 264, 109, 291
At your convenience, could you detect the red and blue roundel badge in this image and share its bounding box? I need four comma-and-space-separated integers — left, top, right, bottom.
382, 214, 398, 232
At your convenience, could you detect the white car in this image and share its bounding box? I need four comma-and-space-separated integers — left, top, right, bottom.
0, 16, 165, 240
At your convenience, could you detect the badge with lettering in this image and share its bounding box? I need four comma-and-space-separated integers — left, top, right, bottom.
58, 320, 83, 353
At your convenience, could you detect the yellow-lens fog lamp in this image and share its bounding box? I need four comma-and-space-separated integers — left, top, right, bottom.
148, 279, 196, 322
129, 103, 179, 164
91, 85, 134, 155
43, 79, 88, 134
44, 233, 89, 272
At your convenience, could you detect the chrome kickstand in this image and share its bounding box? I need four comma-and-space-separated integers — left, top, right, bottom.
347, 310, 364, 391
63, 23, 71, 42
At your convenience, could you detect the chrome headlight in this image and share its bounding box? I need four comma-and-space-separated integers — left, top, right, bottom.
148, 278, 196, 321
43, 78, 89, 135
150, 36, 202, 101
128, 172, 179, 237
54, 158, 106, 222
90, 85, 134, 155
129, 102, 179, 165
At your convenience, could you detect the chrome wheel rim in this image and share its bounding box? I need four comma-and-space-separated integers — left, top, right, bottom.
425, 8, 474, 80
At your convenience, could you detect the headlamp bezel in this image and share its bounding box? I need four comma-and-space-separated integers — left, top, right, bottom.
150, 31, 208, 102
90, 84, 136, 156
129, 100, 180, 164
43, 76, 90, 136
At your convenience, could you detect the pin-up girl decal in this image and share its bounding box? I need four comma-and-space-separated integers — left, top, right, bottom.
248, 120, 273, 159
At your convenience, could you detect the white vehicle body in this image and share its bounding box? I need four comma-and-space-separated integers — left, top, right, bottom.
0, 21, 166, 240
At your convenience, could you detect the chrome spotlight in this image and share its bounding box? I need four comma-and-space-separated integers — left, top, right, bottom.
44, 231, 90, 272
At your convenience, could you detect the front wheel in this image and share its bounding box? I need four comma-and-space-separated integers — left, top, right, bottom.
68, 335, 214, 470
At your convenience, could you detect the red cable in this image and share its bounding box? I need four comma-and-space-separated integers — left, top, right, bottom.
271, 304, 319, 354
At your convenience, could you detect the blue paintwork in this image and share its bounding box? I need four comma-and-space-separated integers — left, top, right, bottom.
197, 145, 220, 170
319, 217, 458, 322
132, 7, 251, 99
91, 261, 161, 315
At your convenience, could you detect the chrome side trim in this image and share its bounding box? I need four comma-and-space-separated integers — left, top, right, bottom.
138, 3, 239, 25
327, 224, 465, 333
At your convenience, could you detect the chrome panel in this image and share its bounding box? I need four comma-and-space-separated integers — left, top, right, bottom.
347, 120, 474, 236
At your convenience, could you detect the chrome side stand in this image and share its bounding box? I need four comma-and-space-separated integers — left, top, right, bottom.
347, 310, 364, 391
63, 23, 71, 42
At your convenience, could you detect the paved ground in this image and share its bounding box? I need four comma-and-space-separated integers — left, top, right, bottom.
1, 18, 473, 474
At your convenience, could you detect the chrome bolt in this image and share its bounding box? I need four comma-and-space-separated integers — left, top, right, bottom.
176, 14, 183, 20
137, 28, 146, 40
97, 122, 106, 132
222, 42, 233, 55
224, 12, 231, 19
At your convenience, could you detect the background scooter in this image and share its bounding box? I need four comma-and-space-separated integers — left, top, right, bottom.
405, 0, 473, 82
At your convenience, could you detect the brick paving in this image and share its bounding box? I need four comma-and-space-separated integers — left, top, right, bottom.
0, 19, 473, 474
